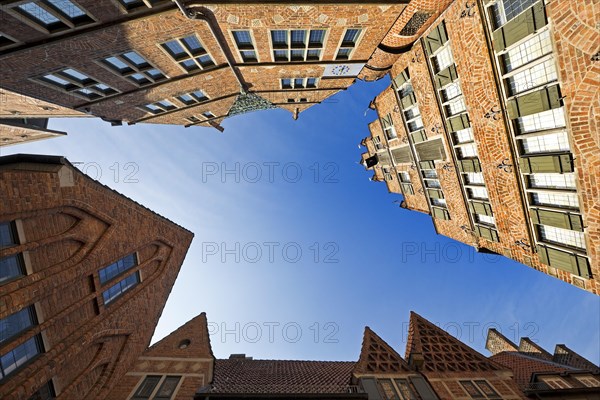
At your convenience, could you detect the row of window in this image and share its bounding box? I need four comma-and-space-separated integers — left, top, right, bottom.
132, 374, 181, 399
424, 24, 499, 235
485, 0, 589, 276
142, 90, 209, 115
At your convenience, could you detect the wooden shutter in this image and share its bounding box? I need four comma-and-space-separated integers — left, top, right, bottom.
506, 85, 562, 119
360, 378, 384, 400
536, 245, 590, 278
435, 64, 458, 88
409, 376, 440, 400
530, 209, 583, 231
401, 92, 417, 109
469, 201, 493, 216
446, 113, 470, 132
419, 160, 435, 170
401, 182, 415, 195
459, 158, 482, 172
424, 22, 448, 55
427, 188, 444, 199
519, 154, 573, 173
377, 151, 392, 167
411, 130, 427, 143
392, 146, 413, 164
476, 226, 500, 242
432, 207, 450, 220
492, 1, 547, 51
415, 138, 446, 161
393, 69, 409, 88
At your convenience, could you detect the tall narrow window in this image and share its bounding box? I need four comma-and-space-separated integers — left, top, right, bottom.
98, 254, 137, 285
0, 306, 43, 380
11, 0, 94, 33
161, 35, 214, 72
100, 51, 166, 86
336, 28, 361, 60
232, 30, 257, 63
102, 271, 140, 305
1, 222, 25, 284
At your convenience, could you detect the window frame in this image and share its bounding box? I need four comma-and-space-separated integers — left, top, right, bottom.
102, 271, 141, 305
159, 35, 216, 73
336, 28, 363, 60
32, 68, 119, 101
98, 51, 167, 87
174, 90, 209, 106
131, 375, 182, 400
269, 29, 326, 62
7, 0, 96, 34
230, 30, 258, 63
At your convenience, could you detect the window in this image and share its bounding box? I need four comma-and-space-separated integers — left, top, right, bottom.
542, 377, 571, 389
398, 172, 411, 183
281, 77, 318, 89
575, 376, 600, 387
444, 97, 467, 116
161, 35, 214, 72
539, 225, 586, 249
468, 187, 489, 199
506, 58, 557, 96
515, 107, 565, 134
464, 172, 485, 185
36, 68, 118, 100
186, 116, 200, 124
474, 380, 501, 398
202, 111, 215, 119
100, 51, 166, 86
175, 90, 208, 105
458, 143, 478, 158
336, 28, 361, 60
0, 306, 37, 345
373, 136, 384, 150
394, 379, 419, 400
382, 114, 397, 140
133, 375, 181, 400
0, 222, 18, 248
433, 45, 454, 72
404, 106, 421, 121
98, 253, 137, 285
271, 29, 325, 61
0, 335, 44, 380
441, 82, 462, 101
382, 167, 393, 181
431, 198, 447, 207
501, 29, 552, 72
422, 169, 438, 179
519, 131, 570, 154
425, 179, 441, 188
531, 191, 579, 209
528, 173, 576, 189
490, 0, 539, 29
1, 222, 25, 284
407, 117, 424, 133
11, 0, 94, 33
142, 100, 177, 114
453, 127, 474, 144
232, 30, 257, 62
476, 214, 496, 226
28, 380, 56, 400
460, 381, 484, 398
102, 271, 140, 305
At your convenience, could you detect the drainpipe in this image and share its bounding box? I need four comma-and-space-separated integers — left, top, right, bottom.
172, 0, 248, 93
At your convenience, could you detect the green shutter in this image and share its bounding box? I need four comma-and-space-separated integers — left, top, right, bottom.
519, 154, 573, 173
377, 151, 392, 167
492, 1, 547, 51
530, 208, 583, 231
432, 207, 450, 220
476, 226, 500, 242
415, 138, 446, 161
393, 70, 409, 88
459, 158, 482, 172
401, 92, 417, 109
427, 188, 444, 199
435, 64, 458, 88
536, 245, 590, 278
411, 130, 427, 143
470, 201, 493, 216
392, 146, 413, 164
401, 182, 415, 195
446, 114, 470, 132
419, 160, 435, 170
424, 23, 448, 55
506, 84, 562, 119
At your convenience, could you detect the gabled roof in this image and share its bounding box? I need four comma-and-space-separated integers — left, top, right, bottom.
145, 312, 213, 359
208, 359, 356, 394
490, 351, 576, 389
405, 312, 502, 373
354, 327, 411, 375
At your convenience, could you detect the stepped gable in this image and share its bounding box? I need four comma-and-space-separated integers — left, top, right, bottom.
354, 327, 411, 375
405, 312, 503, 373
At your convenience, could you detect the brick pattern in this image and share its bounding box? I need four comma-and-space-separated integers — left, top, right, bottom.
546, 0, 600, 293
0, 156, 193, 400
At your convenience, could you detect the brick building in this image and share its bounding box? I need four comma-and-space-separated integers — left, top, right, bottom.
0, 0, 424, 143
360, 0, 600, 294
108, 311, 598, 399
0, 154, 193, 399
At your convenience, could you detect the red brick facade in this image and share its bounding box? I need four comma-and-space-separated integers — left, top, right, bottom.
0, 154, 193, 399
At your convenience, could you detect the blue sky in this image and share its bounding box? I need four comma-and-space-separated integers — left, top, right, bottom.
2, 77, 599, 365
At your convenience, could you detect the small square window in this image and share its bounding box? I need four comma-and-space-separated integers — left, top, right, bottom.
121, 51, 148, 68
294, 78, 304, 88
162, 34, 216, 72
187, 116, 200, 123
306, 78, 317, 88
342, 28, 361, 46
163, 40, 186, 59
271, 30, 287, 47
290, 50, 304, 61
274, 50, 288, 61
196, 55, 214, 67
281, 78, 292, 89
180, 59, 198, 71
240, 50, 257, 63
0, 222, 18, 247
306, 49, 321, 60
336, 48, 351, 60
202, 111, 215, 119
308, 30, 325, 47
233, 30, 253, 48
291, 30, 306, 47
181, 35, 204, 54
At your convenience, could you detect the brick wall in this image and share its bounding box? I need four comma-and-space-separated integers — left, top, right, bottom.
0, 156, 193, 399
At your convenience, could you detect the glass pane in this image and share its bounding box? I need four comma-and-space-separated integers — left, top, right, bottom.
178, 94, 194, 103
61, 68, 90, 82
0, 307, 35, 344
502, 30, 552, 72
122, 51, 147, 67
458, 143, 478, 158
516, 108, 565, 133
308, 29, 325, 45
47, 0, 86, 18
271, 30, 287, 46
343, 28, 360, 44
180, 60, 198, 71
241, 50, 257, 61
529, 173, 575, 189
294, 78, 303, 88
0, 223, 17, 247
134, 375, 161, 398
197, 55, 214, 67
155, 376, 181, 398
306, 78, 317, 87
469, 187, 489, 199
281, 78, 291, 88
465, 172, 485, 184
104, 56, 129, 71
18, 3, 60, 24
442, 82, 462, 101
306, 49, 320, 59
146, 69, 164, 79
434, 46, 453, 72
539, 225, 586, 249
0, 255, 25, 283
531, 191, 579, 209
336, 48, 351, 59
507, 58, 557, 96
290, 49, 304, 60
164, 40, 186, 57
129, 73, 147, 83
477, 214, 496, 225
182, 35, 203, 53
233, 30, 252, 46
202, 111, 215, 118
519, 131, 570, 154
43, 74, 70, 86
157, 100, 175, 109
273, 50, 288, 60
192, 90, 207, 100
445, 97, 466, 116
454, 127, 474, 143
290, 30, 306, 45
